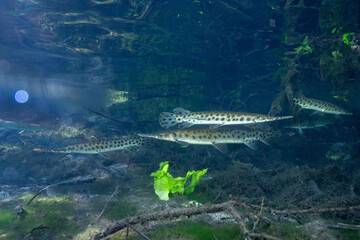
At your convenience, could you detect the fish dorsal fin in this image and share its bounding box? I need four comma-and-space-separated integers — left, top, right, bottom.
176, 140, 190, 146
244, 141, 258, 150
173, 108, 190, 114
212, 143, 228, 154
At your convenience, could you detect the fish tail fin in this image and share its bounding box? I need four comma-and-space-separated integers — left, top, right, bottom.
159, 112, 180, 129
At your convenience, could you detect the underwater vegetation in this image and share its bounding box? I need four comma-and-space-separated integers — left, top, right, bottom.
151, 161, 207, 201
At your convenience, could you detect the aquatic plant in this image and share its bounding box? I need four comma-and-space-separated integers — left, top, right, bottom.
294, 36, 312, 55
343, 32, 355, 46
150, 161, 207, 201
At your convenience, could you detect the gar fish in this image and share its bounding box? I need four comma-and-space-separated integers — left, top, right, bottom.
285, 117, 335, 135
159, 108, 292, 129
33, 136, 150, 154
293, 96, 352, 115
139, 127, 280, 153
0, 119, 46, 131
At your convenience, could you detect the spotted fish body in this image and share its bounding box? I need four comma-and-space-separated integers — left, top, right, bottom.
139, 128, 280, 153
159, 108, 292, 129
34, 136, 150, 154
293, 97, 352, 115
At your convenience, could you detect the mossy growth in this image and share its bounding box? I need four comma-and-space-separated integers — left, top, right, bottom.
1, 195, 83, 240
338, 229, 360, 240
101, 200, 137, 220
0, 209, 13, 229
262, 221, 304, 239
136, 222, 242, 240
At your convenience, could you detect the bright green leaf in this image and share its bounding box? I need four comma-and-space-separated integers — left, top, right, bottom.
184, 169, 208, 195
151, 162, 207, 201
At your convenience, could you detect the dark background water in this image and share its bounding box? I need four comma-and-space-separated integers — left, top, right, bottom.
0, 0, 284, 116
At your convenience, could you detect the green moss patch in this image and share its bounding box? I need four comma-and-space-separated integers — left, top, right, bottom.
145, 222, 242, 240
0, 209, 13, 229
1, 195, 83, 240
102, 200, 137, 220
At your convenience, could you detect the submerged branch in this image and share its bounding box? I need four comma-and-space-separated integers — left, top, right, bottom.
93, 201, 240, 240
92, 196, 360, 240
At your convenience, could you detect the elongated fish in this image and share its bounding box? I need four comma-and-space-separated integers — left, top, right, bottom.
159, 108, 292, 129
139, 128, 280, 153
33, 136, 150, 154
293, 96, 352, 115
286, 117, 335, 135
286, 117, 335, 130
0, 119, 46, 131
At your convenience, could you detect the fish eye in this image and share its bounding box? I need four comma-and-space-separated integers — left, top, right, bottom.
159, 134, 163, 138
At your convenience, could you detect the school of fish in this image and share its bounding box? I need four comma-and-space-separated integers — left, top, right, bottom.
31, 95, 352, 154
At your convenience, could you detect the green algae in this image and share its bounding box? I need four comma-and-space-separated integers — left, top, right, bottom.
262, 222, 304, 240
143, 222, 242, 240
1, 195, 83, 240
338, 229, 360, 240
102, 200, 137, 220
0, 209, 13, 229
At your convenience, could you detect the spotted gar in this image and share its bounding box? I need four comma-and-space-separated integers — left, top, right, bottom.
159, 108, 292, 129
293, 96, 352, 115
139, 128, 280, 153
33, 136, 151, 154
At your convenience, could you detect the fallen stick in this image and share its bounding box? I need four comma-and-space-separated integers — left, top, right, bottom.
93, 198, 360, 240
229, 195, 360, 216
126, 223, 152, 240
93, 200, 240, 240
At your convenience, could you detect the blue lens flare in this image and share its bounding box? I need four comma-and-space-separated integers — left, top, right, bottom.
14, 90, 29, 103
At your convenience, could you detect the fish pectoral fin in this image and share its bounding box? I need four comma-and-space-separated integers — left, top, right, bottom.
173, 107, 191, 114
309, 111, 323, 116
244, 141, 258, 150
99, 153, 111, 159
209, 124, 224, 129
297, 128, 304, 135
212, 143, 228, 154
260, 139, 270, 146
176, 140, 190, 146
178, 122, 194, 128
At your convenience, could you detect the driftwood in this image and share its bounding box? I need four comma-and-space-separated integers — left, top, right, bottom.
93, 201, 241, 240
92, 196, 360, 240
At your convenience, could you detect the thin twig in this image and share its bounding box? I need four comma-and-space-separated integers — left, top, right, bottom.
25, 185, 51, 207
95, 185, 119, 223
82, 106, 133, 125
126, 224, 152, 240
252, 196, 265, 231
